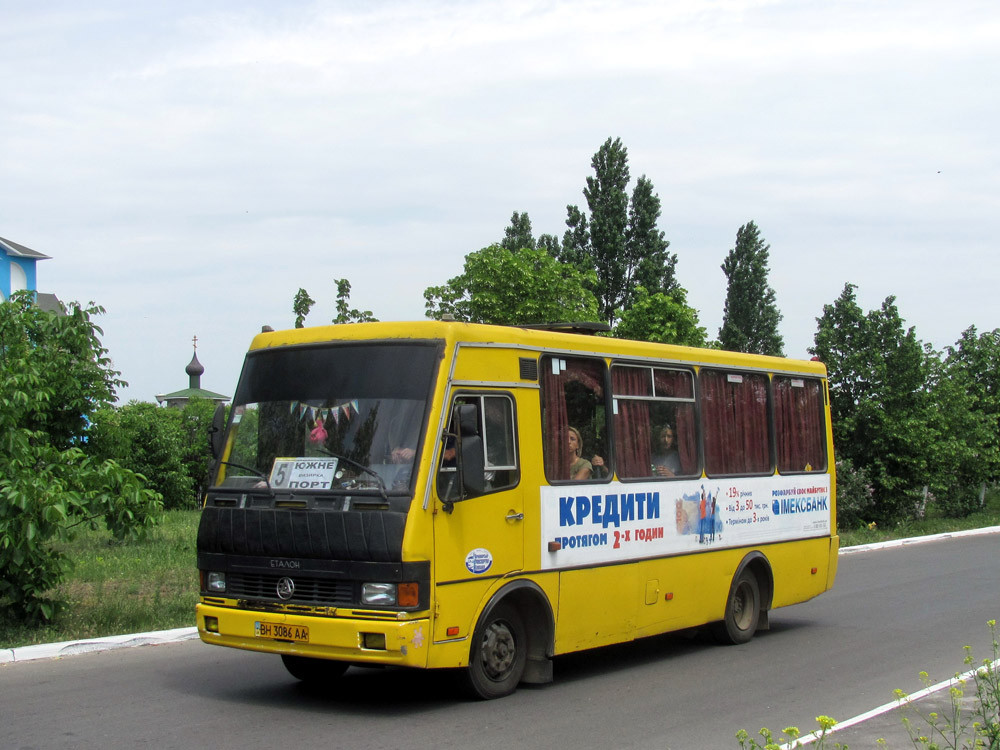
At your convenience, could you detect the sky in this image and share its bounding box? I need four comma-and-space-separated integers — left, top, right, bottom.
2, 0, 998, 403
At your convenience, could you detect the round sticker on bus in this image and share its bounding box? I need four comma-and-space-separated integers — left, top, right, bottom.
465, 548, 493, 575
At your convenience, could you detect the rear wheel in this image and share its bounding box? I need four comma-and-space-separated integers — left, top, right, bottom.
713, 569, 761, 645
462, 602, 527, 699
281, 654, 349, 684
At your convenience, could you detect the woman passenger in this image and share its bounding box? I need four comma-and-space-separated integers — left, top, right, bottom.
567, 426, 593, 480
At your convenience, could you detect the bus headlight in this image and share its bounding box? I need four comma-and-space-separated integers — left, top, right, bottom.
361, 582, 396, 605
206, 572, 227, 593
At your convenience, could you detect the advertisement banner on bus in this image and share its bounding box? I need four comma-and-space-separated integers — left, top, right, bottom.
539, 474, 831, 569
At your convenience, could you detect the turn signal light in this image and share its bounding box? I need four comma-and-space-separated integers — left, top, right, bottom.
398, 583, 419, 608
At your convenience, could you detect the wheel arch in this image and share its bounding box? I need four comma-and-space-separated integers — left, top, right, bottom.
477, 579, 555, 684
731, 550, 774, 629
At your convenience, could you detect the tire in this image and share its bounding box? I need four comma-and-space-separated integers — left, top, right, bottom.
462, 602, 527, 699
713, 569, 761, 645
281, 654, 349, 684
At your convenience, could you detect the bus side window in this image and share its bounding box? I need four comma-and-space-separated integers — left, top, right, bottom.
773, 376, 826, 473
438, 394, 519, 501
611, 365, 698, 480
541, 356, 609, 483
701, 369, 771, 476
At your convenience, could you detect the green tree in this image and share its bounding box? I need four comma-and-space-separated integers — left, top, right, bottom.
291, 279, 377, 328
536, 233, 562, 257
176, 396, 218, 498
292, 288, 315, 328
919, 326, 1000, 517
0, 293, 161, 621
560, 204, 591, 273
86, 401, 208, 510
946, 326, 1000, 475
565, 137, 677, 324
718, 221, 784, 356
333, 278, 377, 324
810, 284, 929, 523
424, 244, 601, 326
924, 345, 999, 517
501, 211, 536, 252
628, 176, 678, 298
613, 286, 707, 347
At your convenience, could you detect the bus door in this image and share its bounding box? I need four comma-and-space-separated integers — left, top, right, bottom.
432, 393, 523, 622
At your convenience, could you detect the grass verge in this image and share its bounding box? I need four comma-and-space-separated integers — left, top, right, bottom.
838, 487, 1000, 548
0, 510, 199, 649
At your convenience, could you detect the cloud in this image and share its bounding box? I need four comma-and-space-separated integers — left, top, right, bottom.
2, 0, 998, 400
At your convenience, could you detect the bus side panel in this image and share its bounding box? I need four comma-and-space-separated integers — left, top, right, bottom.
555, 565, 639, 654
767, 536, 837, 609
555, 535, 838, 648
430, 579, 495, 660
827, 535, 840, 589
633, 553, 730, 637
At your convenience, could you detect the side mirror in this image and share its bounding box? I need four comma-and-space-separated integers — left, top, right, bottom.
209, 403, 227, 459
456, 404, 486, 495
460, 437, 486, 495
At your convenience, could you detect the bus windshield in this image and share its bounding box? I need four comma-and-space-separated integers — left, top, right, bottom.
214, 341, 442, 495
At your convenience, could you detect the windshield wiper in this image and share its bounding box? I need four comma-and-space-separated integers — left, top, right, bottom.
215, 460, 274, 496
317, 450, 389, 501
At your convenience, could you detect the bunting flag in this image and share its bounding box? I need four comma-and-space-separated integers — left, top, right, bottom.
288, 401, 358, 425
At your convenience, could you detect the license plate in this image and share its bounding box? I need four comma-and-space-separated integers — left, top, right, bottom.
254, 621, 309, 642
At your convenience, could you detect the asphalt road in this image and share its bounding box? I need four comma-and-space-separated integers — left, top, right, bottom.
2, 533, 997, 750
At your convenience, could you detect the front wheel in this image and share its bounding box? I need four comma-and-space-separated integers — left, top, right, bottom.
281, 654, 349, 684
713, 569, 761, 645
462, 602, 527, 699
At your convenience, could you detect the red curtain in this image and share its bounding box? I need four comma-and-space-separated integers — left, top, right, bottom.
675, 403, 697, 475
701, 370, 770, 475
774, 377, 826, 472
541, 358, 570, 480
612, 367, 652, 478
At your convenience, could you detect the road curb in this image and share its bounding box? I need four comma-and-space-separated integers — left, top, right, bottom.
839, 524, 1000, 554
0, 626, 198, 665
3, 526, 999, 665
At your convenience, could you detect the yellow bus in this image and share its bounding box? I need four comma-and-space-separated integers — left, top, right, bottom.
197, 320, 838, 698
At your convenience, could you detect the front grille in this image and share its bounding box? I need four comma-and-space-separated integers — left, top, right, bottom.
227, 572, 354, 605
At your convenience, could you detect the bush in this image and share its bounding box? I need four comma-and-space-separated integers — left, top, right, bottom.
86, 398, 216, 510
835, 458, 876, 529
0, 293, 162, 622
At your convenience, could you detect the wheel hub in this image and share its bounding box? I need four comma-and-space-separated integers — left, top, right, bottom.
481, 620, 516, 679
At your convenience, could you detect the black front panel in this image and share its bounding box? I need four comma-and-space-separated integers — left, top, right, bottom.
198, 506, 406, 562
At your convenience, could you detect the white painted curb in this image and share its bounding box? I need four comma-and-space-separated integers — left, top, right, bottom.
2, 526, 998, 666
0, 626, 198, 665
838, 524, 1000, 554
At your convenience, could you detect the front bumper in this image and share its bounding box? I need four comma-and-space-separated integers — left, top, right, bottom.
197, 600, 431, 668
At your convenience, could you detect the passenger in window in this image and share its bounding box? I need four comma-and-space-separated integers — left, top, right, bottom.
567, 426, 593, 480
652, 424, 682, 477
